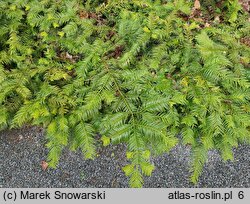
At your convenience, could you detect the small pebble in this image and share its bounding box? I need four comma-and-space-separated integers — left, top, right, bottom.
0, 127, 249, 187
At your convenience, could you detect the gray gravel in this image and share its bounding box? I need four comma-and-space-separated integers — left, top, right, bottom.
0, 126, 249, 188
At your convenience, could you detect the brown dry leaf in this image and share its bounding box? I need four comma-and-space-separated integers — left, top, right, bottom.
214, 16, 220, 23
194, 0, 201, 10
65, 52, 73, 60
79, 10, 88, 19
239, 0, 250, 12
204, 22, 210, 27
240, 37, 250, 47
41, 160, 48, 171
193, 17, 203, 22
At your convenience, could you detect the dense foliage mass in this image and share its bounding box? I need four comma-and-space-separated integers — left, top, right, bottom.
0, 0, 249, 187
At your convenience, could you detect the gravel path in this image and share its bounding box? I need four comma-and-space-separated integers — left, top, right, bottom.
0, 126, 249, 188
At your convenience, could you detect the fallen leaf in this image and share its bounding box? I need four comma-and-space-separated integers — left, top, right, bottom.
214, 16, 220, 23
18, 135, 24, 141
239, 0, 249, 12
79, 10, 88, 19
204, 22, 210, 27
194, 0, 201, 10
65, 52, 73, 60
41, 160, 48, 171
193, 18, 203, 22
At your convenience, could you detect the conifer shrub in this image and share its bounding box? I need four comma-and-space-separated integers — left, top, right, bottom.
0, 0, 249, 187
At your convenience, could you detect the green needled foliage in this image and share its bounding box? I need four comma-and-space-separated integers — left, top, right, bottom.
0, 0, 250, 187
